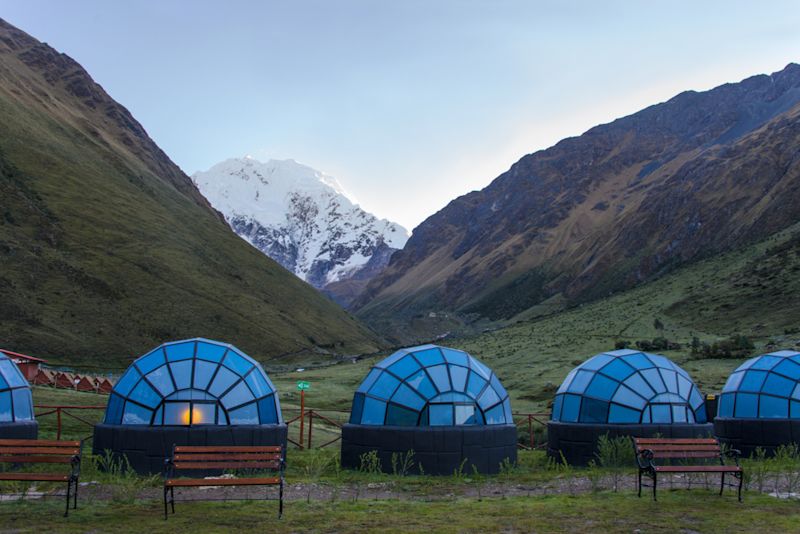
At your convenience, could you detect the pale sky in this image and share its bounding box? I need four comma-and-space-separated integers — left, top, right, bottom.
2, 1, 799, 230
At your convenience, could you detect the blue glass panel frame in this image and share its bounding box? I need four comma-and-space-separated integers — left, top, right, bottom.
388, 355, 421, 379
739, 371, 767, 392
122, 402, 153, 425
623, 372, 655, 399
164, 402, 190, 425
222, 351, 254, 376
413, 348, 444, 367
484, 403, 505, 424
170, 360, 193, 390
477, 385, 501, 410
221, 380, 254, 409
228, 402, 259, 424
130, 379, 161, 408
361, 397, 387, 425
735, 393, 758, 418
773, 359, 800, 380
391, 383, 426, 411
386, 404, 419, 426
195, 341, 227, 362
561, 394, 581, 422
762, 373, 795, 397
350, 393, 365, 424
406, 370, 437, 399
244, 369, 272, 398
11, 389, 32, 421
136, 349, 166, 374
357, 368, 382, 393
0, 391, 11, 422
608, 404, 640, 423
600, 358, 635, 381
759, 395, 788, 418
208, 367, 238, 397
651, 404, 671, 423
104, 393, 124, 424
579, 398, 608, 423
165, 341, 195, 361
455, 404, 477, 425
611, 385, 646, 409
567, 370, 594, 394
551, 394, 564, 421
113, 367, 141, 397
427, 365, 451, 393
450, 365, 468, 392
369, 372, 401, 399
466, 372, 488, 398
192, 360, 217, 391
442, 348, 469, 367
584, 374, 618, 401
429, 404, 453, 426
258, 395, 279, 424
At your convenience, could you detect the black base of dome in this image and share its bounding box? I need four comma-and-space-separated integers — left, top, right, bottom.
340, 424, 518, 475
714, 417, 800, 458
92, 424, 288, 475
547, 421, 715, 466
0, 421, 38, 440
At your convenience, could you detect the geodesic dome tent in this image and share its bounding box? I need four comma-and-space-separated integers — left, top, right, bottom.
341, 344, 517, 475
547, 349, 712, 465
0, 352, 37, 439
715, 350, 800, 455
93, 338, 286, 474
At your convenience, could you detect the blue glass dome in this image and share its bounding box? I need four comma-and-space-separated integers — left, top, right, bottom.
0, 353, 34, 423
349, 344, 512, 426
104, 338, 282, 426
551, 349, 707, 424
717, 350, 800, 419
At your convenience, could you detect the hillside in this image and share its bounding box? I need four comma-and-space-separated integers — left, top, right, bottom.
0, 18, 382, 369
193, 157, 407, 307
354, 64, 800, 340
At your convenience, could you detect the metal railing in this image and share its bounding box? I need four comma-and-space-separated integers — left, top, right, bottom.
34, 404, 106, 441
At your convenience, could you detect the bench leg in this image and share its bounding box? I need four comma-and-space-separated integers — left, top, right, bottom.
171, 487, 175, 514
279, 479, 284, 519
737, 473, 743, 502
652, 472, 657, 501
637, 471, 642, 498
64, 479, 71, 518
73, 478, 78, 510
719, 472, 725, 496
163, 486, 168, 520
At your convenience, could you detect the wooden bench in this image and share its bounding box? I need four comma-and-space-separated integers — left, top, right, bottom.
633, 437, 743, 501
0, 438, 82, 516
163, 445, 285, 519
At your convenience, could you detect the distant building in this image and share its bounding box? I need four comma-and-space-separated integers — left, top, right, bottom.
0, 349, 48, 381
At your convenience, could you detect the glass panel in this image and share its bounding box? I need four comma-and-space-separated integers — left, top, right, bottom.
579, 398, 609, 423
104, 393, 124, 424
388, 355, 420, 379
584, 374, 618, 400
165, 341, 195, 361
503, 398, 512, 424
11, 389, 32, 420
375, 350, 407, 369
791, 400, 800, 418
624, 353, 655, 369
557, 369, 577, 394
450, 365, 468, 392
369, 372, 401, 399
490, 374, 507, 399
608, 404, 640, 423
192, 403, 217, 425
406, 370, 437, 398
723, 371, 745, 393
153, 405, 163, 425
429, 404, 453, 426
581, 354, 612, 371
623, 372, 655, 399
601, 358, 634, 380
222, 351, 253, 376
350, 393, 365, 424
361, 397, 387, 425
195, 341, 227, 362
413, 347, 444, 366
739, 371, 767, 392
561, 394, 581, 422
0, 372, 6, 389
611, 385, 646, 409
477, 384, 501, 410
130, 379, 161, 408
193, 360, 218, 391
245, 370, 272, 398
455, 404, 477, 425
164, 402, 190, 425
793, 384, 800, 401
734, 393, 758, 418
357, 368, 382, 393
258, 395, 279, 424
169, 360, 193, 391
442, 348, 469, 367
551, 394, 563, 421
689, 388, 704, 410
751, 355, 781, 370
122, 402, 153, 424
229, 402, 258, 424
567, 370, 594, 394
650, 404, 671, 423
773, 359, 800, 380
391, 383, 425, 411
648, 354, 676, 371
718, 393, 734, 417
432, 392, 472, 403
641, 368, 666, 393
677, 376, 692, 398
642, 407, 651, 423
386, 403, 419, 426
427, 365, 451, 393
469, 358, 492, 380
145, 365, 174, 397
691, 404, 704, 423
113, 367, 141, 397
737, 357, 759, 371
136, 348, 165, 374
208, 366, 238, 397
759, 395, 788, 418
671, 405, 687, 423
763, 373, 795, 397
660, 369, 678, 393
466, 372, 487, 398
484, 403, 505, 424
221, 380, 253, 409
0, 360, 24, 387
0, 391, 11, 422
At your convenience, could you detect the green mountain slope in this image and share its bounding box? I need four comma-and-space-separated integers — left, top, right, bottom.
0, 19, 382, 368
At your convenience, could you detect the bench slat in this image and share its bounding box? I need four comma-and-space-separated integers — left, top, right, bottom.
643, 445, 721, 452
0, 455, 74, 464
0, 473, 70, 482
0, 447, 78, 455
166, 477, 280, 487
0, 439, 80, 447
655, 465, 742, 473
174, 446, 282, 453
650, 452, 721, 459
635, 438, 718, 445
174, 453, 281, 461
173, 461, 280, 470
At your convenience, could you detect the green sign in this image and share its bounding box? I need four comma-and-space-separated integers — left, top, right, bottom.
296, 380, 310, 391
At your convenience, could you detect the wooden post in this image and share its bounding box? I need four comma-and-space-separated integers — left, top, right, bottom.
57, 407, 62, 441
299, 389, 305, 449
529, 414, 534, 449
308, 410, 313, 449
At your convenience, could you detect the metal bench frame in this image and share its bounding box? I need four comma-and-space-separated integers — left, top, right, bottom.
0, 438, 82, 516
163, 444, 285, 519
634, 437, 743, 502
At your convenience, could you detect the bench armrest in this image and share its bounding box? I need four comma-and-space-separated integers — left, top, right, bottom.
163, 457, 175, 480
723, 448, 742, 466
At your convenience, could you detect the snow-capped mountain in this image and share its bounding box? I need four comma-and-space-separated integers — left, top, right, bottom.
192, 157, 408, 306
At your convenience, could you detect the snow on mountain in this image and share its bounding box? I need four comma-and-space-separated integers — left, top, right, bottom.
192, 157, 408, 305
